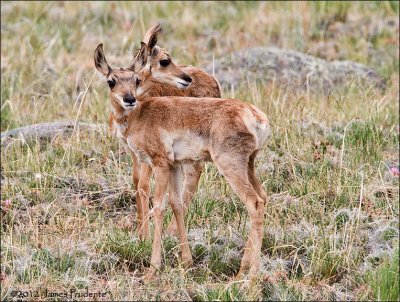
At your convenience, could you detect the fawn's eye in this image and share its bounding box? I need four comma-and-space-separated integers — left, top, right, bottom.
159, 59, 170, 67
107, 79, 116, 89
136, 78, 141, 86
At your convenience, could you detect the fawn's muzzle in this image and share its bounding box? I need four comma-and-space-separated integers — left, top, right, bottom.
178, 73, 192, 87
181, 74, 192, 83
123, 95, 136, 106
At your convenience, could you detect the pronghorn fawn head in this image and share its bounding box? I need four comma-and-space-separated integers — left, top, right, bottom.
94, 44, 139, 110
131, 24, 192, 89
94, 41, 192, 110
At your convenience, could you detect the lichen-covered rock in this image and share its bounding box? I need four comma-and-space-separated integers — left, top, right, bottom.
203, 47, 385, 94
1, 120, 107, 147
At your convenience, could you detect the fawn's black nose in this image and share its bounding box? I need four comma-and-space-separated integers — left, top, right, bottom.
123, 95, 136, 105
181, 74, 192, 83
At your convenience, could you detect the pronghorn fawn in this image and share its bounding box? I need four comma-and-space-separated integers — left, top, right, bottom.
95, 42, 270, 280
107, 24, 221, 240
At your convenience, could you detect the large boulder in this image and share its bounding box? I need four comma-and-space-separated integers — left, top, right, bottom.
203, 47, 385, 94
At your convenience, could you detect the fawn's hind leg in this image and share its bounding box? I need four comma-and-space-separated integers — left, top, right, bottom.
247, 151, 268, 203
168, 164, 193, 266
213, 155, 265, 279
246, 152, 268, 275
166, 162, 202, 235
236, 151, 269, 277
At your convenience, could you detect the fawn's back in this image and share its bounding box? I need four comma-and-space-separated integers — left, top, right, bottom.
125, 96, 269, 166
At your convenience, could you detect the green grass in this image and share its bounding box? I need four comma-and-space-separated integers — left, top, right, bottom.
98, 228, 152, 270
16, 248, 76, 284
192, 283, 244, 301
367, 247, 399, 301
1, 1, 399, 301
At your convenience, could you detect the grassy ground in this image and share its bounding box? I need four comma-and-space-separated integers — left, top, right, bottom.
1, 1, 399, 301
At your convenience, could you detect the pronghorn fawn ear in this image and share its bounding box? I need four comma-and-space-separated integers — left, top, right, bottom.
143, 24, 162, 52
94, 43, 112, 76
130, 42, 149, 72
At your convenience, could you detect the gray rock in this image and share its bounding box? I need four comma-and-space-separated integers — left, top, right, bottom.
1, 120, 107, 147
203, 47, 385, 94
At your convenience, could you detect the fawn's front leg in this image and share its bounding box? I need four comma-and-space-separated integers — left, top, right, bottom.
137, 163, 152, 240
144, 165, 170, 280
131, 153, 143, 237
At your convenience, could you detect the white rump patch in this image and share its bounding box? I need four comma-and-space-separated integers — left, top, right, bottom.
241, 106, 270, 149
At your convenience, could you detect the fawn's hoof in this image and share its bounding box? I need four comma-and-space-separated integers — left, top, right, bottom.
142, 268, 157, 283
165, 222, 179, 236
234, 263, 251, 281
138, 227, 151, 241
234, 267, 262, 282
182, 257, 193, 269
234, 271, 246, 281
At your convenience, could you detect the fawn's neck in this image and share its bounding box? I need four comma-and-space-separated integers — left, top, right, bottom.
110, 96, 132, 139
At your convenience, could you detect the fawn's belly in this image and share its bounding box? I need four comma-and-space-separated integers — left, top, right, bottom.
162, 130, 210, 164
172, 138, 210, 163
